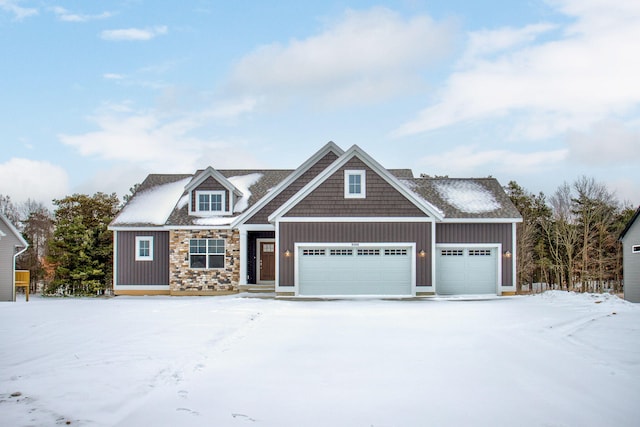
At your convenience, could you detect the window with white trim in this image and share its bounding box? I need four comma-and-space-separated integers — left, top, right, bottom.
196, 191, 225, 213
190, 239, 225, 269
633, 245, 640, 254
135, 236, 153, 261
344, 170, 366, 199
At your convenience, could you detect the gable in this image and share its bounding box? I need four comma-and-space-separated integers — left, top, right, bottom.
284, 157, 428, 218
244, 151, 340, 224
620, 206, 640, 242
0, 214, 28, 248
190, 176, 231, 213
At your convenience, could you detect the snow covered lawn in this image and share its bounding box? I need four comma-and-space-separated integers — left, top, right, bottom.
1, 292, 639, 426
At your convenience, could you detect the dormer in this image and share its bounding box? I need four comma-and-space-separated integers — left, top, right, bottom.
185, 167, 243, 216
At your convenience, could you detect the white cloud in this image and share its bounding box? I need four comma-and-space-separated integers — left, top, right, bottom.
419, 146, 568, 176
0, 158, 69, 206
0, 0, 37, 20
100, 26, 168, 41
228, 7, 456, 106
51, 6, 112, 22
58, 99, 261, 173
103, 73, 125, 80
394, 0, 640, 138
567, 120, 640, 165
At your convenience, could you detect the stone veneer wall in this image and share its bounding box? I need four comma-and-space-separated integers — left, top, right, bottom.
169, 229, 240, 294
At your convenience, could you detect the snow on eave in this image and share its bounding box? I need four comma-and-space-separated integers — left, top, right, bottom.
113, 177, 191, 225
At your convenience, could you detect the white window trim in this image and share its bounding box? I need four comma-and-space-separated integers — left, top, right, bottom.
135, 236, 154, 261
189, 238, 226, 269
344, 170, 366, 199
633, 244, 640, 254
195, 190, 228, 214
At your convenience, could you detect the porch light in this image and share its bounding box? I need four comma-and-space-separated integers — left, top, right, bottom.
504, 250, 512, 258
419, 250, 427, 258
284, 249, 291, 257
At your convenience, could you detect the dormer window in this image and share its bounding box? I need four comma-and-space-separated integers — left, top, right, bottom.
344, 170, 366, 199
196, 191, 226, 213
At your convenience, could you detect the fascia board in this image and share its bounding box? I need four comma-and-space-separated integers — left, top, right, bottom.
440, 217, 524, 223
232, 141, 345, 227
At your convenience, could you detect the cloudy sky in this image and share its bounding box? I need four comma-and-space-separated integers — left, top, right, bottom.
1, 0, 639, 208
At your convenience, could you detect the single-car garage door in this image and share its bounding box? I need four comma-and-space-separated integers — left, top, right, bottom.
298, 246, 412, 296
436, 247, 497, 295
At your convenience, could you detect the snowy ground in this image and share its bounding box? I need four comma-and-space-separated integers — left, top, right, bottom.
1, 292, 639, 426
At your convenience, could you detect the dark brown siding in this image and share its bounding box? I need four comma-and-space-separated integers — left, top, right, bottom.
191, 176, 230, 212
117, 231, 170, 285
436, 223, 514, 286
279, 222, 432, 287
285, 158, 426, 217
246, 151, 339, 224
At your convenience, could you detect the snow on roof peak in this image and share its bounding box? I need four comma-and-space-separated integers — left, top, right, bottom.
434, 180, 500, 214
115, 177, 191, 225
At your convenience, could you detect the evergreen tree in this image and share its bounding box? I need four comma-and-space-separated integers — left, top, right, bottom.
47, 193, 120, 295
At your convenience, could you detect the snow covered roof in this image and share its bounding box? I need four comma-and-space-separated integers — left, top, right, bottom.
111, 161, 520, 229
404, 178, 522, 219
111, 175, 192, 227
166, 169, 293, 227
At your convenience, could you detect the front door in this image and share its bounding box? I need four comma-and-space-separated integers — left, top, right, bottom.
258, 240, 276, 282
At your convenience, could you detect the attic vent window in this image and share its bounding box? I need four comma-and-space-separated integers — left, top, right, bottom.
633, 245, 640, 254
344, 170, 366, 199
196, 191, 225, 213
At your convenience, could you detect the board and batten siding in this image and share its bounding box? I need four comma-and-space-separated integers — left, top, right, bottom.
622, 218, 640, 303
285, 158, 427, 218
116, 231, 170, 286
0, 220, 24, 301
279, 222, 432, 287
245, 151, 339, 224
436, 223, 514, 287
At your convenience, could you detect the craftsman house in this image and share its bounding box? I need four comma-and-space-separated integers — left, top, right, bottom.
0, 213, 28, 301
109, 143, 522, 297
619, 206, 640, 303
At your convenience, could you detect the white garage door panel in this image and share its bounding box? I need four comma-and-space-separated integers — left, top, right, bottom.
298, 247, 412, 296
436, 247, 497, 295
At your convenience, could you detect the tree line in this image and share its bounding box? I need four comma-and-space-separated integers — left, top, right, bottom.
2, 193, 119, 296
506, 176, 634, 294
1, 176, 635, 296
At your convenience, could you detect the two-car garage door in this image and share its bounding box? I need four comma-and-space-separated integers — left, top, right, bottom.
298, 246, 412, 296
436, 247, 497, 295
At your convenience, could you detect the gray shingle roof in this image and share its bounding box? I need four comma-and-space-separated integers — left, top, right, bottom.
402, 177, 522, 219
111, 168, 520, 228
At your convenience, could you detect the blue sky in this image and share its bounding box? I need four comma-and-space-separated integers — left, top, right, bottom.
1, 0, 639, 208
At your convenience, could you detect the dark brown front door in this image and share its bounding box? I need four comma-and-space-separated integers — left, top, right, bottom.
259, 241, 275, 281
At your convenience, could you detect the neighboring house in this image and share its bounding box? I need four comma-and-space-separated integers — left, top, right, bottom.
619, 206, 640, 303
109, 143, 522, 297
0, 213, 28, 302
